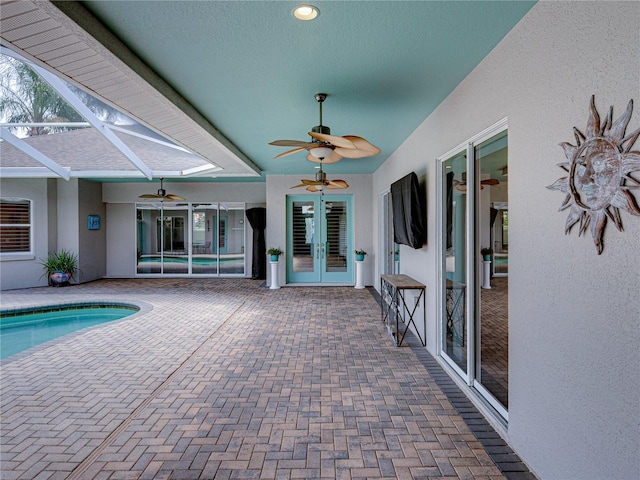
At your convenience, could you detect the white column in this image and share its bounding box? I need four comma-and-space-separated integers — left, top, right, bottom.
482, 260, 492, 289
269, 260, 280, 289
355, 260, 365, 289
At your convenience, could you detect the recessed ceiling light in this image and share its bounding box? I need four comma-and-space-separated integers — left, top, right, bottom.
293, 4, 319, 21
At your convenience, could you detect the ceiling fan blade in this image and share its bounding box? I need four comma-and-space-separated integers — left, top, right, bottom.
455, 184, 467, 192
138, 193, 162, 199
291, 179, 323, 189
269, 140, 314, 147
481, 179, 500, 186
305, 150, 343, 164
327, 179, 349, 189
307, 132, 355, 149
336, 136, 381, 158
306, 185, 320, 192
275, 147, 307, 159
165, 194, 186, 201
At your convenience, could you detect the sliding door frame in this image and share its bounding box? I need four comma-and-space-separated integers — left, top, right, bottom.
436, 118, 509, 421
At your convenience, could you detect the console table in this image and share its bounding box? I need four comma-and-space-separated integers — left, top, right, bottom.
380, 274, 426, 347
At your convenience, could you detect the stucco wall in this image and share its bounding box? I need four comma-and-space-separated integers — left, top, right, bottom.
78, 180, 106, 282
372, 2, 639, 479
0, 178, 51, 290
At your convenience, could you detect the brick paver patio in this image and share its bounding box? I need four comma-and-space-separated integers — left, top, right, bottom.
1, 279, 508, 479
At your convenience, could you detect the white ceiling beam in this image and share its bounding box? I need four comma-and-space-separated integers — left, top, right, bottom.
0, 128, 71, 180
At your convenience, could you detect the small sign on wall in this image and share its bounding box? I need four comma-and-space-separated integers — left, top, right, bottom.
87, 215, 100, 230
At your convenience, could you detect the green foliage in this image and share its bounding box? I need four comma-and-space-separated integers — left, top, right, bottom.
355, 249, 367, 255
0, 55, 82, 136
480, 247, 493, 256
0, 54, 118, 136
267, 247, 283, 256
39, 249, 80, 279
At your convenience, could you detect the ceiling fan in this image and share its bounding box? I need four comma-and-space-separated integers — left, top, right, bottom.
138, 178, 186, 201
269, 93, 380, 164
290, 165, 349, 193
453, 172, 500, 192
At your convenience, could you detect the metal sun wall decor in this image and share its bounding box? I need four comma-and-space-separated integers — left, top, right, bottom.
547, 95, 640, 254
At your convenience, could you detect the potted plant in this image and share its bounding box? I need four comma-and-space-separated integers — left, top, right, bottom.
480, 247, 493, 261
355, 249, 367, 261
39, 249, 80, 286
267, 247, 283, 262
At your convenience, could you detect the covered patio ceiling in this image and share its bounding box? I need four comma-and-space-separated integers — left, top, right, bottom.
0, 1, 536, 180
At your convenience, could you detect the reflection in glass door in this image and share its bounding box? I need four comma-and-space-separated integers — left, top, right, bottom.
476, 131, 509, 413
442, 151, 468, 376
438, 121, 509, 419
287, 195, 352, 283
136, 202, 245, 276
379, 190, 400, 275
157, 205, 188, 274
192, 204, 217, 275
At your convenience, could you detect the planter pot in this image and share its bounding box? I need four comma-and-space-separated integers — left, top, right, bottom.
50, 271, 70, 287
483, 255, 491, 261
356, 254, 365, 261
270, 254, 280, 262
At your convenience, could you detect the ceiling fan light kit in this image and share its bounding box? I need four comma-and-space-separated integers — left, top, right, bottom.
308, 146, 333, 160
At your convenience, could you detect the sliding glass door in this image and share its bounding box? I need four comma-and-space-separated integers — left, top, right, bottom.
438, 120, 509, 419
136, 202, 245, 276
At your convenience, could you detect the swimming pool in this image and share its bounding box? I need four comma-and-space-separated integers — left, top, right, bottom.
0, 303, 139, 359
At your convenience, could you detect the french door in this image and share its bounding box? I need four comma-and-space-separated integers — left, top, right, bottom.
286, 195, 353, 283
438, 119, 509, 420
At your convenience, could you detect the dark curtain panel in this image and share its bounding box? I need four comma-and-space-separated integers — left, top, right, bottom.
490, 207, 499, 228
246, 207, 266, 279
446, 171, 454, 249
391, 172, 426, 249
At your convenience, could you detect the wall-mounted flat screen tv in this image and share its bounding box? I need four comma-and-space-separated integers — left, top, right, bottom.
391, 172, 426, 249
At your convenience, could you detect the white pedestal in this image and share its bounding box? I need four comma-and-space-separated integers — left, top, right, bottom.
482, 260, 492, 289
355, 260, 365, 289
269, 260, 280, 289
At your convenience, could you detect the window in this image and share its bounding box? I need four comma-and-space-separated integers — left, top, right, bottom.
0, 198, 32, 254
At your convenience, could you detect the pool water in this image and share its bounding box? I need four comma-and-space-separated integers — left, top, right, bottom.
0, 304, 138, 359
138, 256, 242, 266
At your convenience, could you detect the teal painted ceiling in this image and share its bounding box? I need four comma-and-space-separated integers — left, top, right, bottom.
79, 0, 535, 177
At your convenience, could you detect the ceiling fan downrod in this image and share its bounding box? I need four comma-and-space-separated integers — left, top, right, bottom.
311, 93, 330, 136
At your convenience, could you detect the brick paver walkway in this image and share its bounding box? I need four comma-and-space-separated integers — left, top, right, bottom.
1, 279, 505, 479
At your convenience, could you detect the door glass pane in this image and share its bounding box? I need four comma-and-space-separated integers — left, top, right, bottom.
137, 204, 161, 274
219, 202, 245, 275
493, 208, 508, 276
158, 205, 188, 274
380, 192, 399, 275
192, 203, 217, 275
442, 151, 468, 374
292, 200, 316, 273
476, 131, 509, 409
324, 200, 347, 272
